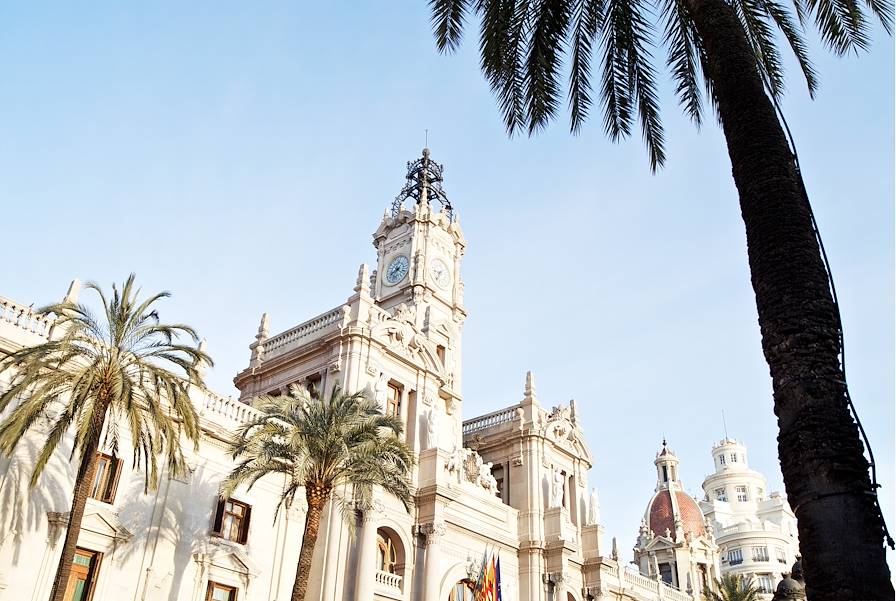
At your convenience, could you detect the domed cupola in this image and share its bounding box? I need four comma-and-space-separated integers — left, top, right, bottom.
644, 441, 706, 541
634, 441, 721, 596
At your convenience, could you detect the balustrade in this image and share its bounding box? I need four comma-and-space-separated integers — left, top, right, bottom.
262, 306, 344, 358
202, 392, 261, 425
374, 570, 402, 590
0, 297, 55, 338
462, 406, 516, 434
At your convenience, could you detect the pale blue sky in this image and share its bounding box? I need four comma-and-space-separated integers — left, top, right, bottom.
0, 2, 892, 560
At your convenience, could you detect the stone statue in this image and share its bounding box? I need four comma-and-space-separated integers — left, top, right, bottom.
479, 461, 498, 495
550, 466, 564, 508
587, 487, 600, 525
426, 400, 441, 449
374, 372, 388, 406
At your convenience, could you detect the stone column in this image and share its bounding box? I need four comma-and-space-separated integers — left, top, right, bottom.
354, 510, 378, 601
422, 522, 446, 601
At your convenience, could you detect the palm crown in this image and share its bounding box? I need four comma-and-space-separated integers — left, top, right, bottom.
0, 274, 209, 490
430, 0, 892, 169
704, 574, 763, 601
223, 384, 414, 521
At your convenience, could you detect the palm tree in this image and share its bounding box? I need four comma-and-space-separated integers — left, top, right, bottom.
427, 0, 893, 598
0, 274, 209, 601
705, 574, 763, 601
222, 384, 414, 601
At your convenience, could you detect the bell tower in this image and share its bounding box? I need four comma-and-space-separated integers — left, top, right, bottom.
371, 150, 467, 369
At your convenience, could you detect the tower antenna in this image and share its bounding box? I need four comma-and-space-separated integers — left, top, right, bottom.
722, 410, 729, 439
425, 129, 428, 147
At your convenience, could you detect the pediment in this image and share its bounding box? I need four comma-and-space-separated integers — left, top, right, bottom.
80, 508, 133, 542
197, 539, 261, 576
642, 535, 675, 552
543, 418, 594, 464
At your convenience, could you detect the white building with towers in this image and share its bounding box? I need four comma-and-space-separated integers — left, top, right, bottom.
1, 149, 707, 601
699, 438, 801, 597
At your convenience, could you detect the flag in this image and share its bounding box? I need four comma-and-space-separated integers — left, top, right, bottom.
495, 554, 502, 601
475, 546, 489, 599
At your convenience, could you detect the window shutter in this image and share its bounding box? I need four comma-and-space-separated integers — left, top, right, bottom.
105, 458, 123, 503
240, 504, 252, 544
212, 497, 225, 534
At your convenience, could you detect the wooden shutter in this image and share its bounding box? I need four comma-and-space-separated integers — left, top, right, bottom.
212, 497, 225, 534
104, 458, 123, 503
239, 504, 252, 544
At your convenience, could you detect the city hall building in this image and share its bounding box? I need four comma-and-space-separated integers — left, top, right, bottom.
0, 151, 796, 601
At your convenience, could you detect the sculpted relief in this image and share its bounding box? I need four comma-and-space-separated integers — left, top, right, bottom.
368, 303, 450, 382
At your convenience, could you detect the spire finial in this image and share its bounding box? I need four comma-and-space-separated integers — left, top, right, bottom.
391, 148, 453, 219
525, 371, 536, 398
63, 279, 81, 304
257, 313, 270, 341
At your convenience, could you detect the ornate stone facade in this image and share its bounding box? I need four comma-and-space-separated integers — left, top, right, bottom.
0, 150, 706, 601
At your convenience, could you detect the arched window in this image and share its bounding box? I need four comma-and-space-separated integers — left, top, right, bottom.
376, 530, 397, 574
448, 580, 475, 601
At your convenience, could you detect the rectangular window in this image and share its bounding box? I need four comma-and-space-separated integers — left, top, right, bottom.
64, 548, 101, 601
752, 546, 769, 562
776, 547, 787, 563
756, 575, 773, 594
89, 453, 122, 504
719, 454, 726, 465
730, 453, 738, 463
213, 497, 251, 544
436, 345, 446, 365
205, 582, 238, 601
387, 383, 401, 417
715, 488, 727, 502
757, 488, 765, 501
735, 485, 748, 502
658, 563, 673, 585
728, 548, 743, 565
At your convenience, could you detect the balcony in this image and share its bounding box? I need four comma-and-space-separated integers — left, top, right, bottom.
374, 570, 403, 599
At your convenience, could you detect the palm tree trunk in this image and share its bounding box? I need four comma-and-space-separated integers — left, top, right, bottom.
684, 1, 893, 599
290, 485, 331, 601
47, 403, 107, 601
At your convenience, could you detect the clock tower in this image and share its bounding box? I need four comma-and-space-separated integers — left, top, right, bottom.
369, 149, 467, 389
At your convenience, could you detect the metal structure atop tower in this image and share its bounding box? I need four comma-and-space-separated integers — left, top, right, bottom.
391, 148, 453, 219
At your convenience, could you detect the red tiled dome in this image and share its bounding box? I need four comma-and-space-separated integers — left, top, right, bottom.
648, 490, 706, 540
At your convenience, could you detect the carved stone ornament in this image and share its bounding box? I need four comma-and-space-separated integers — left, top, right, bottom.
543, 571, 565, 586
368, 305, 446, 376
419, 521, 446, 545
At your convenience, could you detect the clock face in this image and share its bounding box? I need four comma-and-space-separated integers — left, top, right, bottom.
385, 255, 410, 285
429, 258, 451, 289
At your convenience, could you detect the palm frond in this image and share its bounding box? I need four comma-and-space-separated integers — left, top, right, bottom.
225, 384, 415, 535
660, 0, 704, 125
0, 275, 207, 491
525, 0, 573, 132
568, 0, 603, 132
432, 0, 471, 52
